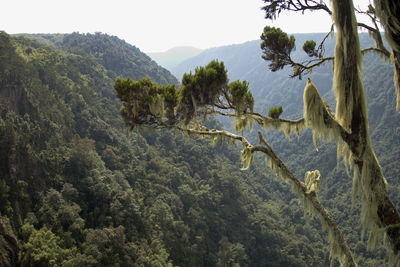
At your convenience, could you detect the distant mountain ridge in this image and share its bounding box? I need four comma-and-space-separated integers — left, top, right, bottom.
171, 33, 386, 115
170, 32, 399, 188
147, 46, 203, 70
21, 32, 178, 85
169, 33, 400, 266
0, 31, 336, 266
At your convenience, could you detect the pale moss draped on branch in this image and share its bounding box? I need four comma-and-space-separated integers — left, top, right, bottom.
178, 126, 357, 266
373, 0, 400, 110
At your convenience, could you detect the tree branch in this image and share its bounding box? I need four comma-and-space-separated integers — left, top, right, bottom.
207, 109, 306, 137
287, 46, 389, 79
291, 57, 334, 78
173, 124, 356, 266
330, 0, 400, 259
209, 109, 304, 125
262, 0, 332, 21
357, 22, 376, 33
356, 7, 391, 58
361, 47, 391, 58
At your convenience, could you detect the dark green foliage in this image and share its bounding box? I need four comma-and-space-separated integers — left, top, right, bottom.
19, 226, 69, 266
227, 80, 254, 113
0, 31, 178, 266
268, 106, 283, 119
262, 0, 331, 20
115, 60, 232, 125
259, 26, 331, 78
169, 33, 400, 266
262, 0, 289, 20
115, 78, 166, 125
0, 216, 19, 266
32, 32, 178, 85
114, 60, 256, 127
4, 28, 396, 267
115, 77, 180, 126
179, 60, 228, 122
0, 31, 327, 266
302, 40, 317, 57
260, 26, 296, 71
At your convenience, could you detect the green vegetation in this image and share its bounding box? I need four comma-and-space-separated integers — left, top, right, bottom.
260, 2, 400, 264
114, 1, 400, 266
0, 2, 399, 266
0, 31, 336, 266
268, 107, 283, 119
170, 32, 400, 267
260, 26, 296, 72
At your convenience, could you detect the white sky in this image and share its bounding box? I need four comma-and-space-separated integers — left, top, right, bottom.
1, 0, 371, 52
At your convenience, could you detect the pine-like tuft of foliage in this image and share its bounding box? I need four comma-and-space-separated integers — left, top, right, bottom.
260, 26, 295, 71
268, 106, 283, 119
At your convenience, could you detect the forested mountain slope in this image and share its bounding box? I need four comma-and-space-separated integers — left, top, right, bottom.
0, 31, 343, 266
172, 33, 400, 265
171, 33, 400, 191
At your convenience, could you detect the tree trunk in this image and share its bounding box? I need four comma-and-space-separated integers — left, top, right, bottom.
332, 0, 400, 259
373, 0, 400, 111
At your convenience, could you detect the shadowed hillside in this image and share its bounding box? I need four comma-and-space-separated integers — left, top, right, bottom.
171, 33, 400, 266
0, 31, 347, 266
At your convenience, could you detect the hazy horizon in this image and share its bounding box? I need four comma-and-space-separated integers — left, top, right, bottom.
2, 0, 371, 53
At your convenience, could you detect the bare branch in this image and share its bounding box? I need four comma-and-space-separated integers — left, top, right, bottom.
287, 46, 389, 79
316, 24, 334, 56
357, 22, 376, 33
262, 0, 332, 19
292, 57, 334, 78
356, 6, 391, 58
361, 47, 390, 58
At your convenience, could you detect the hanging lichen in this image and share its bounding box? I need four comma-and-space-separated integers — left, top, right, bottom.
161, 84, 179, 122
373, 0, 400, 110
148, 94, 164, 119
373, 0, 400, 52
304, 170, 321, 193
260, 141, 356, 267
234, 115, 252, 132
240, 146, 253, 170
303, 79, 341, 147
330, 1, 400, 261
357, 148, 389, 249
395, 56, 400, 110
210, 133, 223, 147
332, 0, 366, 132
260, 115, 305, 139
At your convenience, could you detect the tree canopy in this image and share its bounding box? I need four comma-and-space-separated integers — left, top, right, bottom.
115, 0, 400, 266
1, 31, 335, 266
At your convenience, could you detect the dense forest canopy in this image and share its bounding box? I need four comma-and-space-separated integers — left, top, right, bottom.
0, 31, 351, 266
114, 0, 400, 266
0, 1, 399, 266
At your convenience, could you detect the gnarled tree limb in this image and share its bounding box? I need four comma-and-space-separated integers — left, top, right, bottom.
173, 124, 357, 266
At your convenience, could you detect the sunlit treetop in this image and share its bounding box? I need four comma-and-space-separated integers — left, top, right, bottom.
260, 26, 296, 72
114, 1, 400, 264
114, 60, 254, 128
